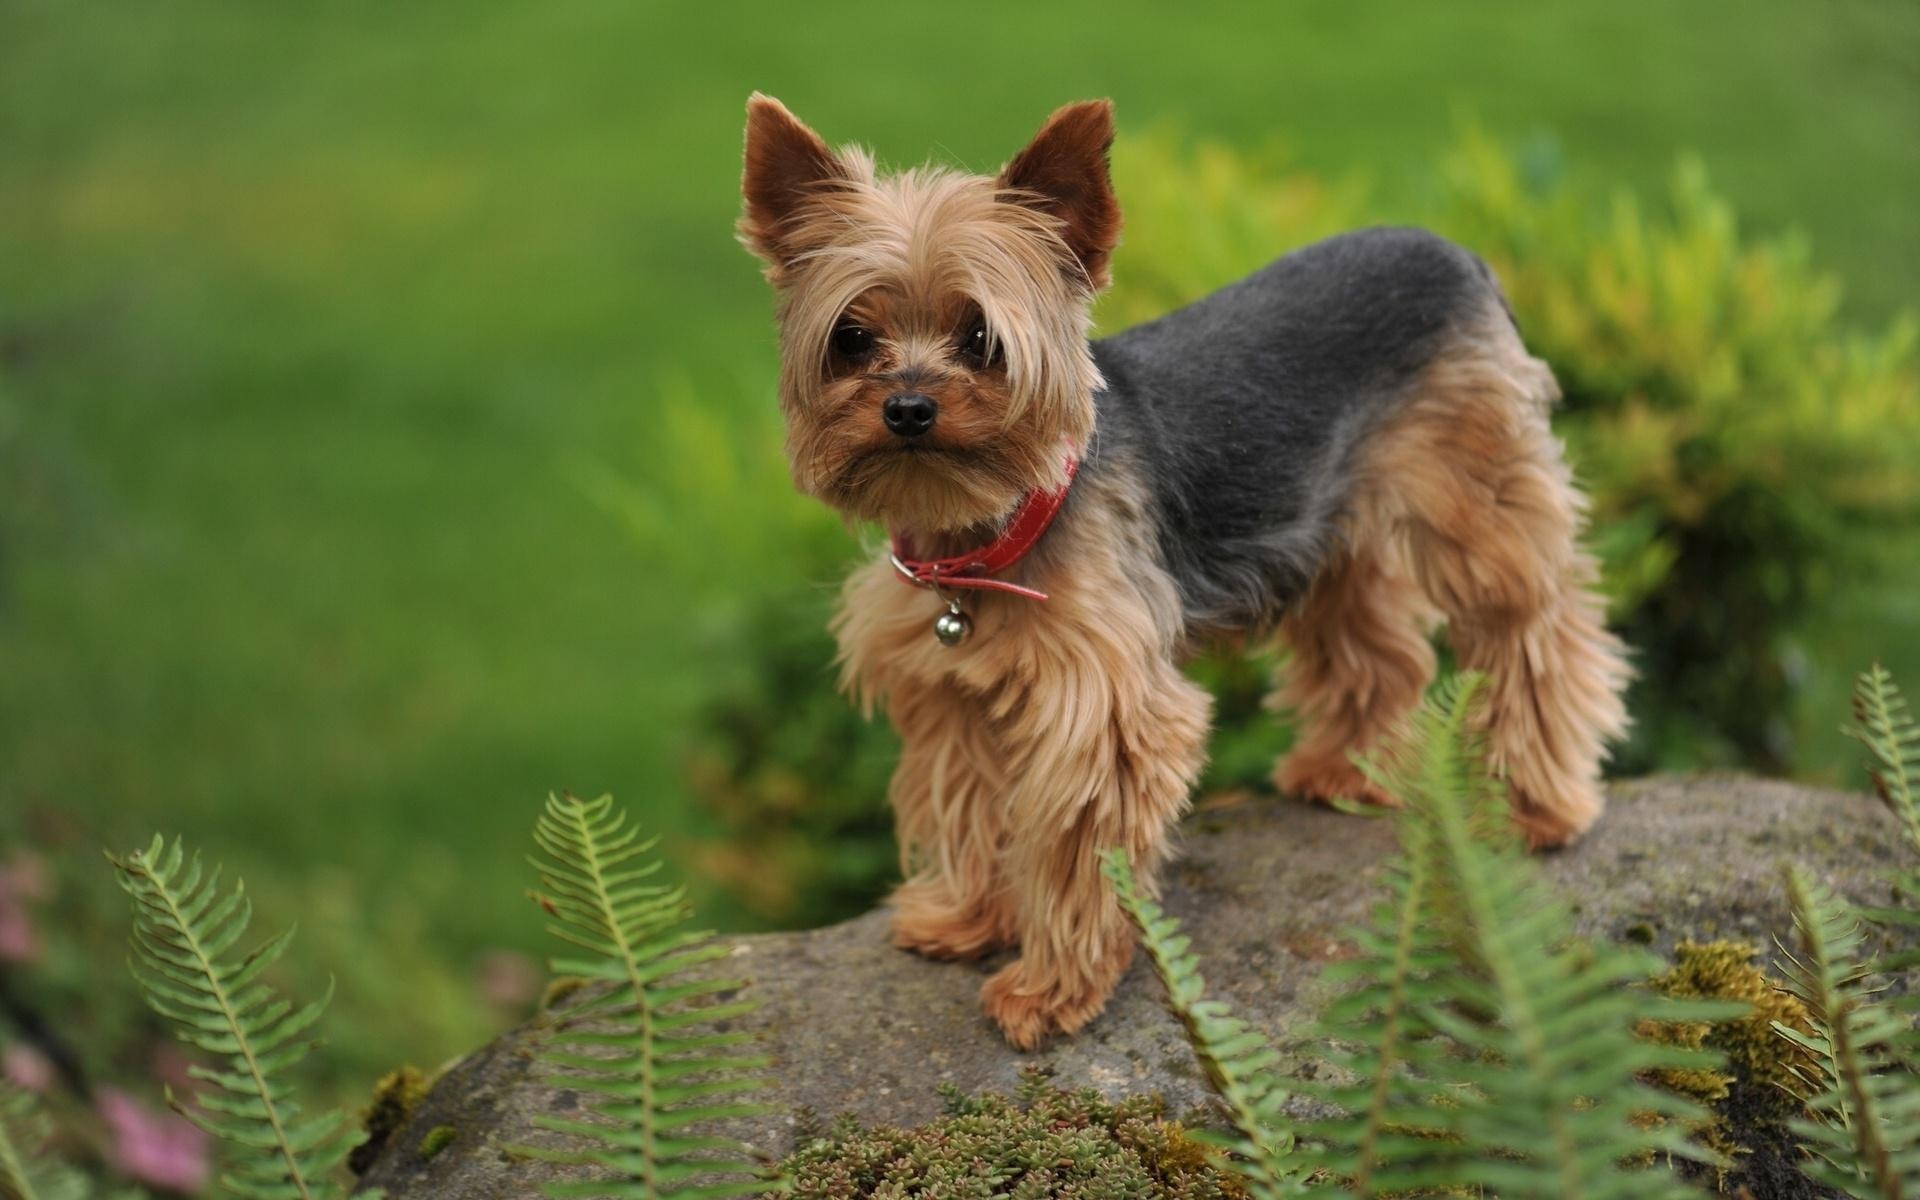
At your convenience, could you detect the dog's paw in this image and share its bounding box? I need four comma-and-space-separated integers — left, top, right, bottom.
1507, 782, 1603, 850
979, 956, 1122, 1051
1274, 751, 1399, 810
889, 881, 1014, 961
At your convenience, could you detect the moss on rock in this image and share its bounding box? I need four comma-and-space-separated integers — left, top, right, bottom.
1639, 939, 1826, 1196
779, 1067, 1247, 1199
352, 1065, 433, 1175
417, 1125, 458, 1159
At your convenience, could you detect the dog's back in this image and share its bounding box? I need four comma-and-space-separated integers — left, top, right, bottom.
1089, 227, 1508, 637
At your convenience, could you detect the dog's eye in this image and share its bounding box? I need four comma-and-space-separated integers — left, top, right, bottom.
831, 323, 875, 360
958, 321, 999, 367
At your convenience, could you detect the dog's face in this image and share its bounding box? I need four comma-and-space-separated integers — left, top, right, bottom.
739, 96, 1120, 533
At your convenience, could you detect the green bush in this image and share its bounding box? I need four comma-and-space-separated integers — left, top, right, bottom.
639, 128, 1920, 922
680, 596, 900, 929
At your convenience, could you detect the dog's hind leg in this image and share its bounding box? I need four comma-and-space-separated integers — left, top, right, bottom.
1271, 531, 1438, 809
1365, 311, 1631, 846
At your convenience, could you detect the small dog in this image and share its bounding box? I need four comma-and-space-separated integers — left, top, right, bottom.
738, 95, 1629, 1048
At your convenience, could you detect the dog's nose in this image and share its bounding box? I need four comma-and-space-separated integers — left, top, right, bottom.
882, 392, 938, 438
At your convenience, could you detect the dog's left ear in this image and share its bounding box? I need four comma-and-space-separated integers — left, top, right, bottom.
997, 100, 1121, 290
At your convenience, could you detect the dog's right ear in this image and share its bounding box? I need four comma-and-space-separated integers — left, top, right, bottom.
739, 93, 845, 269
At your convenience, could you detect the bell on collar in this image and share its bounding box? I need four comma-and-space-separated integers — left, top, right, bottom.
933, 599, 972, 647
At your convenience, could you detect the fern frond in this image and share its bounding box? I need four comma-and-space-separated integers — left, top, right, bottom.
523, 793, 778, 1199
1774, 865, 1920, 1199
1101, 850, 1298, 1198
0, 1085, 88, 1200
1302, 674, 1730, 1198
108, 835, 356, 1200
1846, 662, 1920, 856
1843, 663, 1920, 972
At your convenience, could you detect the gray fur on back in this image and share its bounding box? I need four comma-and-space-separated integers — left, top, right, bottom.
1077, 226, 1506, 639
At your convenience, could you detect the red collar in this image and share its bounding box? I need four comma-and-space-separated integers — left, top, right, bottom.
888, 457, 1079, 602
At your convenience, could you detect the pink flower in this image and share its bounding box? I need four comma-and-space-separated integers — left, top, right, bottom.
97, 1087, 212, 1195
2, 1042, 54, 1092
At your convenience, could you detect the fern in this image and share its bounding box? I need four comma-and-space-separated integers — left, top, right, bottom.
108, 835, 360, 1200
1101, 850, 1298, 1198
520, 793, 778, 1199
1116, 675, 1733, 1198
1306, 674, 1731, 1197
1297, 672, 1496, 1194
1844, 663, 1920, 970
1847, 662, 1920, 856
1773, 866, 1920, 1199
0, 1085, 87, 1200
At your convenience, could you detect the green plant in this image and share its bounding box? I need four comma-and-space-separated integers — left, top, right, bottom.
1113, 675, 1734, 1198
1442, 136, 1920, 773
0, 1084, 88, 1200
108, 836, 364, 1200
519, 793, 779, 1199
781, 1068, 1246, 1200
1101, 856, 1297, 1198
1763, 663, 1920, 1199
680, 596, 899, 930
1845, 662, 1920, 965
1773, 867, 1920, 1199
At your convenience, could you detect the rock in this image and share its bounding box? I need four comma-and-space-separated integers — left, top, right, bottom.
354, 776, 1910, 1198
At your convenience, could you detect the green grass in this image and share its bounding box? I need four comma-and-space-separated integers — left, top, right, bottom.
2, 0, 1916, 1099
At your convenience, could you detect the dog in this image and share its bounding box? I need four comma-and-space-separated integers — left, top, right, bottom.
737, 95, 1630, 1048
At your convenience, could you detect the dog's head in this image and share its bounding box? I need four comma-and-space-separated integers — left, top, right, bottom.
738, 95, 1118, 534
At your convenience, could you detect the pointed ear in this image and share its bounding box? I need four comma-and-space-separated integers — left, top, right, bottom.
996, 99, 1121, 289
739, 93, 847, 268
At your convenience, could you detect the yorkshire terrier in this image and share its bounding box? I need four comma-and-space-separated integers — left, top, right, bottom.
737, 95, 1630, 1048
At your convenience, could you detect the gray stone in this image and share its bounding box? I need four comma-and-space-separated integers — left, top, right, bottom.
353, 775, 1910, 1198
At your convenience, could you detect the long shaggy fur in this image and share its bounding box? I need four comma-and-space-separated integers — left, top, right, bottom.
740, 95, 1633, 1047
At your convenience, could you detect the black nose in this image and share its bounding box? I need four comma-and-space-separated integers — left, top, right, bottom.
882, 392, 938, 438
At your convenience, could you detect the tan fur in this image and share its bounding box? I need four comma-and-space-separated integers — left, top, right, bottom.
744, 96, 1629, 1047
834, 467, 1210, 1049
1274, 307, 1632, 845
739, 96, 1106, 537
1272, 533, 1437, 808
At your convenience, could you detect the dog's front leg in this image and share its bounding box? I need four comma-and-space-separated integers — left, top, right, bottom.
979, 643, 1211, 1049
883, 683, 1020, 960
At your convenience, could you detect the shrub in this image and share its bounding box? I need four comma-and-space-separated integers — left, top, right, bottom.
679, 596, 900, 929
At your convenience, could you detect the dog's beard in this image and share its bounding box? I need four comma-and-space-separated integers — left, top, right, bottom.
821, 444, 1036, 534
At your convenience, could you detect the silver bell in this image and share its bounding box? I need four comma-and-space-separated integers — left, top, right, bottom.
933, 602, 971, 647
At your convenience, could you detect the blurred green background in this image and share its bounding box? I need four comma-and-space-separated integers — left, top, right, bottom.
2, 0, 1917, 1165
